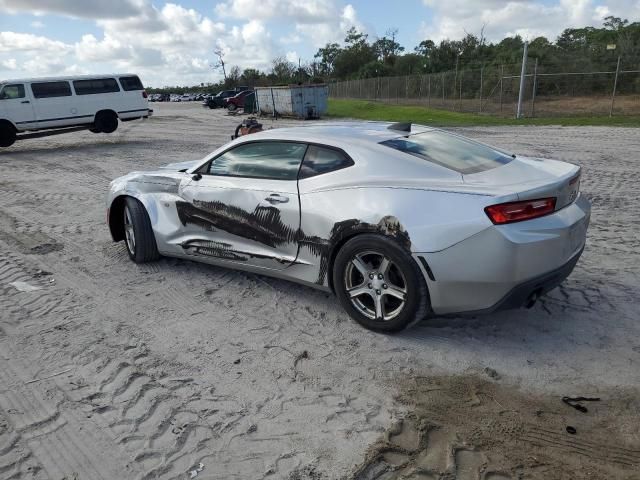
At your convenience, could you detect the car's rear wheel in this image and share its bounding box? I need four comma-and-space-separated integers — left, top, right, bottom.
94, 111, 118, 134
123, 197, 159, 263
0, 122, 17, 148
333, 234, 429, 332
227, 103, 237, 112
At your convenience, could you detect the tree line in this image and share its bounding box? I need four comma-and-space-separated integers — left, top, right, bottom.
148, 16, 639, 93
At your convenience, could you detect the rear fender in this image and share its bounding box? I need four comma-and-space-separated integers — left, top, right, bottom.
296, 187, 496, 287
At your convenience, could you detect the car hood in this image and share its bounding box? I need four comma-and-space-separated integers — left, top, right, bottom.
160, 159, 202, 171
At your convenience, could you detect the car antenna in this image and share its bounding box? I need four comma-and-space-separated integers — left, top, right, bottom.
387, 122, 411, 132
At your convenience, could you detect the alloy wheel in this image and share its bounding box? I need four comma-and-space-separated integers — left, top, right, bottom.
344, 250, 408, 321
124, 206, 136, 255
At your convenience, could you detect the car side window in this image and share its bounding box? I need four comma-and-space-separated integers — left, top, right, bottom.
31, 81, 72, 98
208, 142, 307, 180
299, 145, 354, 179
0, 84, 25, 100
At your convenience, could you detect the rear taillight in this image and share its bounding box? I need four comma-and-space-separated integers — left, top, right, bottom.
485, 197, 556, 225
142, 90, 148, 98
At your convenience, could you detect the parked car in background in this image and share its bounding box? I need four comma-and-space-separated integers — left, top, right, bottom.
106, 122, 590, 332
204, 90, 236, 109
224, 90, 254, 111
0, 73, 151, 148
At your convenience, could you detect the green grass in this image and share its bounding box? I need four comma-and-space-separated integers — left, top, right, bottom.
326, 99, 640, 127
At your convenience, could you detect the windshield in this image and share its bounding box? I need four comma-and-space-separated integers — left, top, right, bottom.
380, 130, 513, 174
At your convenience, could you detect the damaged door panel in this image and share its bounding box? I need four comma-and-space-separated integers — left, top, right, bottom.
177, 176, 301, 269
175, 139, 307, 271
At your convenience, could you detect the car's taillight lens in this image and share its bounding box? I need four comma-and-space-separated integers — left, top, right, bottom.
485, 197, 557, 225
142, 90, 148, 98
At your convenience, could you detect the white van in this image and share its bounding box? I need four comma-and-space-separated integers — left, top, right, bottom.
0, 74, 152, 147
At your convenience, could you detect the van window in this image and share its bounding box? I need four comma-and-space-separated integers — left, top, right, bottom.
119, 76, 144, 91
31, 81, 72, 99
0, 84, 25, 100
73, 78, 120, 95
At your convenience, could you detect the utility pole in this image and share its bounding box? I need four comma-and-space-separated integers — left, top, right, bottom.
610, 55, 621, 117
516, 41, 528, 119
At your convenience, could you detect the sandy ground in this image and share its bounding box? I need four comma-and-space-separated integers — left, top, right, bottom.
0, 102, 639, 480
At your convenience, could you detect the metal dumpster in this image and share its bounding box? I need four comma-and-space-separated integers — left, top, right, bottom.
255, 84, 328, 119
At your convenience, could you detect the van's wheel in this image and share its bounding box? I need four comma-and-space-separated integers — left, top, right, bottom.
94, 111, 119, 134
89, 128, 100, 133
0, 123, 17, 148
333, 234, 430, 332
123, 197, 159, 263
227, 104, 237, 112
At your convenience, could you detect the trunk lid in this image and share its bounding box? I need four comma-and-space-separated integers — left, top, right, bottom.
462, 156, 581, 209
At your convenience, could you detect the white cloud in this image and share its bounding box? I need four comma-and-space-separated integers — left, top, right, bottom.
1, 58, 17, 70
0, 32, 72, 53
30, 20, 45, 28
295, 3, 364, 47
215, 0, 336, 23
418, 0, 640, 43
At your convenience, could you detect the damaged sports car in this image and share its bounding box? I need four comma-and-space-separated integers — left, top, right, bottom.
107, 122, 590, 331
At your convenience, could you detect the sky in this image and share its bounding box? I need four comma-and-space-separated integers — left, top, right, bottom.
0, 0, 638, 87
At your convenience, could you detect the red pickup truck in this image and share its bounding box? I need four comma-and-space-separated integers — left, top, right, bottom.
224, 90, 253, 111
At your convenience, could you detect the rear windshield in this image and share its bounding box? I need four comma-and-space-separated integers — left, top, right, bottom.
119, 76, 144, 91
380, 131, 513, 174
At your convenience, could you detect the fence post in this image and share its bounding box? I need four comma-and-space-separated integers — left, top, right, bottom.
479, 65, 484, 113
610, 55, 621, 117
531, 58, 538, 117
499, 65, 504, 114
458, 71, 463, 111
516, 41, 528, 118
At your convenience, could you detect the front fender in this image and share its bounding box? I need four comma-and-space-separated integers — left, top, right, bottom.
106, 173, 188, 242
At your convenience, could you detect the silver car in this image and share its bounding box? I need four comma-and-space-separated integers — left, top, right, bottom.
107, 122, 590, 331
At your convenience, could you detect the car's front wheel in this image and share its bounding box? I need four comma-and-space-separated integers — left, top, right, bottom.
333, 234, 430, 332
123, 197, 160, 263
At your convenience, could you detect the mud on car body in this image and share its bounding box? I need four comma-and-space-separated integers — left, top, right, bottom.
107, 122, 590, 331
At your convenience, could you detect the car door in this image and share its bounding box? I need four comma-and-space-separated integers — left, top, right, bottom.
0, 83, 37, 129
177, 140, 306, 270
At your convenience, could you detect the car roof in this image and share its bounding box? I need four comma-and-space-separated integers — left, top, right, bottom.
1, 73, 141, 84
243, 121, 436, 147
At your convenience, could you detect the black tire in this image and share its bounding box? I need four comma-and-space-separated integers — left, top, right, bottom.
123, 197, 160, 263
333, 234, 430, 332
89, 128, 100, 133
94, 111, 118, 134
0, 123, 17, 148
227, 103, 237, 112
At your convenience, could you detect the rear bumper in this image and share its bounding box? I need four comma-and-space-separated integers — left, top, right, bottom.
452, 245, 583, 315
417, 194, 591, 315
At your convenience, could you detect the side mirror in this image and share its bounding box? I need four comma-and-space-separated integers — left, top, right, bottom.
192, 173, 202, 181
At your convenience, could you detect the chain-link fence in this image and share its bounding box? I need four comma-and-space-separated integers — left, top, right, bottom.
329, 56, 640, 117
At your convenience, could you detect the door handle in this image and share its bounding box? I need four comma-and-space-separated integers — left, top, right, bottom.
265, 194, 289, 204
21, 100, 30, 104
